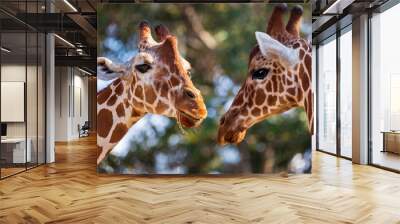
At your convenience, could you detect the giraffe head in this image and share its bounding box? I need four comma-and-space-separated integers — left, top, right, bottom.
217, 5, 313, 145
98, 21, 207, 128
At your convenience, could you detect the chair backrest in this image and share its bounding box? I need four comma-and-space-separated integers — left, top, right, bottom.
82, 121, 90, 129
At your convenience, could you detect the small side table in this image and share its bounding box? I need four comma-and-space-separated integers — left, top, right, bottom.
0, 138, 32, 164
381, 131, 400, 155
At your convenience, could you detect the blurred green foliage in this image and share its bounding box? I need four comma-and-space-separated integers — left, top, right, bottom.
97, 3, 312, 174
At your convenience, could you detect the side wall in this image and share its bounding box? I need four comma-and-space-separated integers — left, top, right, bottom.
54, 67, 90, 141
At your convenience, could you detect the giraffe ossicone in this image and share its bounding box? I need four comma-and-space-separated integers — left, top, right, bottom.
97, 21, 207, 164
217, 4, 313, 145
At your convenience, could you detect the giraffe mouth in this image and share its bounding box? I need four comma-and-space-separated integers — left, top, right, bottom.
177, 110, 202, 128
217, 126, 248, 145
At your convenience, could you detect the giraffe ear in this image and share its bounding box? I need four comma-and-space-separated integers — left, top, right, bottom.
255, 31, 299, 67
97, 57, 128, 81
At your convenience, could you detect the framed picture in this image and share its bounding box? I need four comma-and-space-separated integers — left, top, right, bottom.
97, 3, 312, 174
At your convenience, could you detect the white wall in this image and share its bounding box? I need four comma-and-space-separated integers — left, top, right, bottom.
72, 73, 89, 138
54, 67, 89, 141
55, 67, 69, 141
1, 63, 46, 164
1, 65, 38, 138
1, 65, 26, 140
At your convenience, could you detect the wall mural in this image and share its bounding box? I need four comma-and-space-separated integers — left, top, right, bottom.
97, 3, 312, 174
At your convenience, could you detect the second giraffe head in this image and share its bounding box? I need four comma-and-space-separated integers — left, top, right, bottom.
218, 4, 313, 144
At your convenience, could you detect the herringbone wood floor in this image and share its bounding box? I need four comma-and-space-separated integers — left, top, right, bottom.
1, 136, 400, 224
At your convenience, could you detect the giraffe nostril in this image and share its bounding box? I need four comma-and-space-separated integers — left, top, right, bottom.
184, 89, 196, 99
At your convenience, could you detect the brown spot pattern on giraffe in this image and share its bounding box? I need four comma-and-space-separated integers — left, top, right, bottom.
233, 92, 244, 106
278, 82, 284, 93
287, 87, 296, 96
97, 109, 113, 138
241, 108, 249, 116
160, 83, 169, 97
135, 85, 143, 99
133, 101, 144, 110
107, 94, 118, 106
110, 123, 128, 143
145, 87, 157, 104
286, 95, 296, 103
297, 87, 303, 101
107, 95, 118, 106
170, 75, 180, 86
266, 82, 272, 92
252, 108, 261, 116
279, 96, 287, 104
298, 64, 309, 91
131, 108, 142, 117
113, 78, 121, 86
286, 77, 292, 86
116, 103, 125, 117
155, 101, 168, 114
248, 95, 254, 107
115, 82, 124, 96
299, 49, 305, 59
97, 87, 112, 105
97, 145, 102, 154
255, 89, 265, 105
124, 99, 130, 108
267, 95, 277, 105
304, 55, 311, 74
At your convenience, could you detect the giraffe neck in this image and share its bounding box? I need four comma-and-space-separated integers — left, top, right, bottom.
272, 38, 312, 133
97, 76, 144, 164
292, 39, 313, 134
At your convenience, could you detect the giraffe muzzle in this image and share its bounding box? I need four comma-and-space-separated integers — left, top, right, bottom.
217, 125, 247, 145
177, 109, 205, 128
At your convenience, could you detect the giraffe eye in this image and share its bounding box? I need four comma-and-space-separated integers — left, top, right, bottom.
252, 68, 269, 80
135, 64, 152, 73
